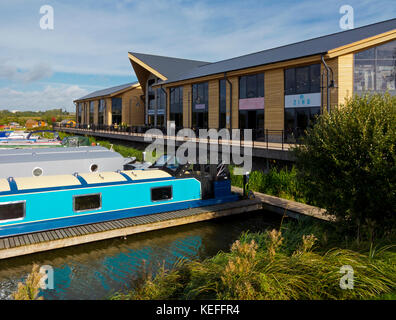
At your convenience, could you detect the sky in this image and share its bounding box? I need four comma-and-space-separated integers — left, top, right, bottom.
0, 0, 395, 112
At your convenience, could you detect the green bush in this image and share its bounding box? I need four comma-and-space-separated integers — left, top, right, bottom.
231, 166, 307, 203
294, 94, 396, 236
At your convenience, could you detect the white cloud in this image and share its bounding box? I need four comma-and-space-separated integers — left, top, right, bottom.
0, 85, 87, 111
0, 60, 53, 83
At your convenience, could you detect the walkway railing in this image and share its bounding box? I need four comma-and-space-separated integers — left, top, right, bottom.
54, 123, 300, 151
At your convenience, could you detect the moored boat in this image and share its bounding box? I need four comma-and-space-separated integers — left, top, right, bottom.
0, 146, 136, 178
0, 164, 238, 238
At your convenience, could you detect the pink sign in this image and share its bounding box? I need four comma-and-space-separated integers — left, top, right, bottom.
239, 97, 265, 110
195, 104, 206, 110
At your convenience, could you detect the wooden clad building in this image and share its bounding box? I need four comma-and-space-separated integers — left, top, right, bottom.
77, 19, 396, 140
74, 82, 144, 127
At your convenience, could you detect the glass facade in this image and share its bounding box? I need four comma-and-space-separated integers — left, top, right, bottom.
98, 99, 105, 125
89, 101, 94, 124
239, 73, 264, 99
354, 40, 396, 95
111, 97, 122, 125
219, 79, 227, 128
77, 103, 82, 123
192, 82, 208, 129
238, 73, 264, 135
170, 86, 183, 128
284, 64, 321, 95
284, 64, 321, 140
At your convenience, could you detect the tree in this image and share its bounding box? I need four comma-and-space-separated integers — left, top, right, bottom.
294, 93, 396, 236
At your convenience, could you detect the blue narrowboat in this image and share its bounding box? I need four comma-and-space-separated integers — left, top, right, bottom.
0, 164, 239, 238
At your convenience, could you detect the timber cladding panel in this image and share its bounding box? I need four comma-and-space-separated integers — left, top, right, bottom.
105, 98, 112, 125
208, 80, 219, 128
94, 100, 99, 125
337, 54, 354, 107
321, 57, 338, 112
183, 84, 192, 127
120, 87, 144, 126
264, 69, 284, 131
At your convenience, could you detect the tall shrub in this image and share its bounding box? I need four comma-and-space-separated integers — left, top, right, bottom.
294, 94, 396, 235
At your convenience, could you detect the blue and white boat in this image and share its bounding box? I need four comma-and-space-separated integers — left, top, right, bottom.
0, 164, 238, 238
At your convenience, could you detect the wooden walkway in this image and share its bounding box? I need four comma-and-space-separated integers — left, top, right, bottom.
0, 198, 262, 260
231, 186, 332, 221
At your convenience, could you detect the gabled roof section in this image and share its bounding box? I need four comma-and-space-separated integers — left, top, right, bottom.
159, 18, 396, 85
128, 52, 210, 80
75, 82, 140, 102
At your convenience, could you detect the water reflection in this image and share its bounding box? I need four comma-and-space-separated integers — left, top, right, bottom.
0, 210, 280, 300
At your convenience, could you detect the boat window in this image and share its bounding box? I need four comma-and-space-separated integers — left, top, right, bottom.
0, 201, 26, 222
73, 194, 101, 212
90, 164, 98, 172
151, 186, 172, 202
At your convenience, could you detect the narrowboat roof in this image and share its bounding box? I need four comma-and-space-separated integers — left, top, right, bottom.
0, 169, 175, 193
0, 146, 124, 164
15, 175, 81, 190
0, 179, 10, 192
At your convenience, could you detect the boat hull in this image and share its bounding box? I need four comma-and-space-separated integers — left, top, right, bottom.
0, 175, 238, 238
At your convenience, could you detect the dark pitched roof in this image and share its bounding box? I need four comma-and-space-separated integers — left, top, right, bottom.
75, 82, 139, 101
129, 52, 210, 80
159, 18, 396, 85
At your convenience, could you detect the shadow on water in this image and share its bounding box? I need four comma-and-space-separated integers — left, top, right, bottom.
0, 210, 281, 300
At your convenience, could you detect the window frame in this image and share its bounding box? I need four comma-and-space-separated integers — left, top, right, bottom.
73, 193, 102, 213
0, 200, 26, 223
150, 186, 173, 202
284, 64, 321, 95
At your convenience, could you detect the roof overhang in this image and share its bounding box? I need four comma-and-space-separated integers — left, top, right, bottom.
74, 83, 141, 103
326, 28, 396, 58
128, 52, 168, 81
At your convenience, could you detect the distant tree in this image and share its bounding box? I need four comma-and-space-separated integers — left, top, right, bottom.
294, 93, 396, 237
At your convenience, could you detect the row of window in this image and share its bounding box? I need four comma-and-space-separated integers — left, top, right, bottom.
0, 186, 173, 223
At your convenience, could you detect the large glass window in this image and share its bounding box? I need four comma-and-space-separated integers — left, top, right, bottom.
156, 88, 166, 111
111, 98, 122, 125
192, 82, 208, 129
77, 103, 82, 123
239, 109, 264, 132
239, 73, 264, 99
219, 79, 227, 128
284, 107, 320, 140
284, 64, 321, 95
89, 101, 94, 124
98, 99, 105, 125
170, 86, 183, 128
354, 40, 396, 95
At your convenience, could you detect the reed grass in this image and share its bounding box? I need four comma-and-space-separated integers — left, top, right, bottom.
111, 221, 396, 300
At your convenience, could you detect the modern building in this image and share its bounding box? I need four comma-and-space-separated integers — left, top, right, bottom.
74, 82, 144, 127
76, 18, 396, 140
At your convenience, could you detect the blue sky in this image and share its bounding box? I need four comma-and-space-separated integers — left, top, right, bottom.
0, 0, 395, 111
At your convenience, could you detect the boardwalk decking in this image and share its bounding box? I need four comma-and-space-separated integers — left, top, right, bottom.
231, 186, 332, 221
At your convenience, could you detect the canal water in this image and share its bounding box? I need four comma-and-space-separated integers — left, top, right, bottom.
0, 210, 280, 300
